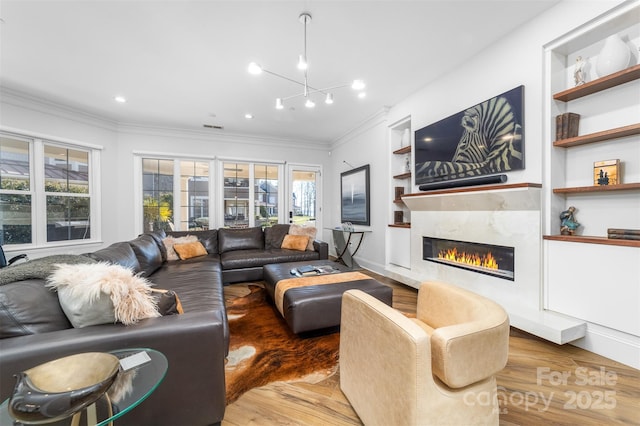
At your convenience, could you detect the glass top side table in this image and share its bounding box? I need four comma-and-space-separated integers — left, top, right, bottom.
325, 228, 371, 269
0, 348, 167, 426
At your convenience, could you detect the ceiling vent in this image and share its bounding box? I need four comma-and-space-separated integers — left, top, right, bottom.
203, 124, 224, 130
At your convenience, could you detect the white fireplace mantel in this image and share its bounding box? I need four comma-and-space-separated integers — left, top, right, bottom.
402, 182, 542, 212
401, 182, 586, 344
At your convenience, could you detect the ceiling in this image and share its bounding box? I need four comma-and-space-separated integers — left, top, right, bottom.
0, 0, 561, 144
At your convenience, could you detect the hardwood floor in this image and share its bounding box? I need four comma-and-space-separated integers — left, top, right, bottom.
222, 272, 640, 426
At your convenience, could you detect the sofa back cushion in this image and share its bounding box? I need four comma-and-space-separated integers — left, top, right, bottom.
129, 234, 164, 277
166, 230, 218, 254
145, 229, 168, 261
264, 224, 290, 249
0, 279, 72, 338
88, 242, 141, 274
218, 227, 264, 253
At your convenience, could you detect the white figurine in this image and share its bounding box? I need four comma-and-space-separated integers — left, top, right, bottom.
574, 56, 586, 86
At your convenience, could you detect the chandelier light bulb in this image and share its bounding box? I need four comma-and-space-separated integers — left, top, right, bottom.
275, 98, 284, 110
248, 62, 263, 75
351, 79, 365, 90
325, 93, 334, 104
305, 98, 315, 108
297, 55, 308, 70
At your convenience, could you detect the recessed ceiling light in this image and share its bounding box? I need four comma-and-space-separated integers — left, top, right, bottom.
358, 92, 366, 99
114, 96, 127, 103
245, 113, 253, 119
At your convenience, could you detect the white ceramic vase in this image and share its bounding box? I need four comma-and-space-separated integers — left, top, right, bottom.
595, 34, 630, 78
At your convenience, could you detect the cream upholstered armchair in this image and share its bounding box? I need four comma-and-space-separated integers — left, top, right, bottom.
339, 281, 510, 426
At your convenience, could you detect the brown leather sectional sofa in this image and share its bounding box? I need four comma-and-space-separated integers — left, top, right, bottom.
0, 224, 328, 426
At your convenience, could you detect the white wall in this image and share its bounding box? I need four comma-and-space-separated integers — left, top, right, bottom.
328, 111, 389, 272
329, 0, 635, 366
0, 90, 333, 253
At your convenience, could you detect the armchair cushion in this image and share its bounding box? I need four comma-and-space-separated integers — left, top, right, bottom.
417, 281, 509, 388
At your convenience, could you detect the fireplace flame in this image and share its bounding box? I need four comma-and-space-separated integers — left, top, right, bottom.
437, 248, 499, 270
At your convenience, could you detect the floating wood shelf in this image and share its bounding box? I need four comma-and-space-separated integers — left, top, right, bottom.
553, 182, 640, 194
393, 172, 412, 180
553, 123, 640, 148
553, 64, 640, 102
393, 146, 412, 155
544, 234, 640, 248
388, 223, 411, 228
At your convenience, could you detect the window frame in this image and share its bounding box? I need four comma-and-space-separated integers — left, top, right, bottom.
134, 152, 216, 236
0, 128, 102, 249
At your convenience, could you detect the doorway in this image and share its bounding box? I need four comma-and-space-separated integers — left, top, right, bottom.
287, 165, 321, 231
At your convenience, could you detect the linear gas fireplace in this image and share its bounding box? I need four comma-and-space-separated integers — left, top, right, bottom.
423, 237, 515, 281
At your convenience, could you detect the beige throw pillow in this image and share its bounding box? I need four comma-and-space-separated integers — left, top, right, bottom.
281, 234, 309, 251
173, 241, 208, 260
289, 224, 317, 251
163, 235, 198, 261
46, 263, 160, 328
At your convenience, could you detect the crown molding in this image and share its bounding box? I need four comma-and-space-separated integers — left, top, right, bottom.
330, 106, 391, 150
0, 87, 119, 132
116, 122, 329, 151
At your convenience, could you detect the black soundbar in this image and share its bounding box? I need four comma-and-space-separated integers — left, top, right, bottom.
418, 174, 507, 191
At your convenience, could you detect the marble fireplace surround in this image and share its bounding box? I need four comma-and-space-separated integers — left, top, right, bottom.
402, 183, 586, 344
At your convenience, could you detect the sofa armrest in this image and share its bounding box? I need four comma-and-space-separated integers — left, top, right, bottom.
0, 311, 227, 426
313, 239, 329, 259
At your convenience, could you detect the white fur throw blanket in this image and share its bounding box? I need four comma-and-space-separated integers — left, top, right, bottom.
46, 262, 160, 328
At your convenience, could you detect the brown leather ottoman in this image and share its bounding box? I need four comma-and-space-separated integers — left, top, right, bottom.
263, 260, 393, 334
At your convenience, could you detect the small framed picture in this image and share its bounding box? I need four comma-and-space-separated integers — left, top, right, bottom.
593, 159, 620, 186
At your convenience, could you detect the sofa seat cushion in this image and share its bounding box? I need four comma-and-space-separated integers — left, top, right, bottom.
150, 257, 223, 313
220, 249, 320, 270
0, 279, 72, 338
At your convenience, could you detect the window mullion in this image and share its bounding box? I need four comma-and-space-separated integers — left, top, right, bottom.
173, 160, 181, 230
33, 139, 46, 245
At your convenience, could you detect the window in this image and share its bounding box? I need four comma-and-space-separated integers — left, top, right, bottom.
180, 161, 209, 230
141, 157, 211, 233
254, 164, 279, 228
0, 132, 100, 247
142, 159, 174, 233
44, 145, 91, 242
222, 161, 281, 229
0, 136, 32, 245
223, 162, 249, 228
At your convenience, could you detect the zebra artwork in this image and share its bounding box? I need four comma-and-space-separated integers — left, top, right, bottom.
415, 86, 524, 185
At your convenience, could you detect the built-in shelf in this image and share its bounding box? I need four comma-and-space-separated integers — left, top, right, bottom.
544, 234, 640, 248
388, 223, 411, 228
553, 182, 640, 194
392, 146, 412, 155
553, 63, 640, 102
553, 123, 640, 147
393, 172, 411, 180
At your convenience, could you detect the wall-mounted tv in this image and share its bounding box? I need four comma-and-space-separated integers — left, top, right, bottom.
414, 85, 524, 185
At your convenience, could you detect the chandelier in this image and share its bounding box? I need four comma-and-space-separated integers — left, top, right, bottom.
247, 12, 366, 110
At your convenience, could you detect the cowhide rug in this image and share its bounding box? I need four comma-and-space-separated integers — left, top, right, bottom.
224, 284, 340, 404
